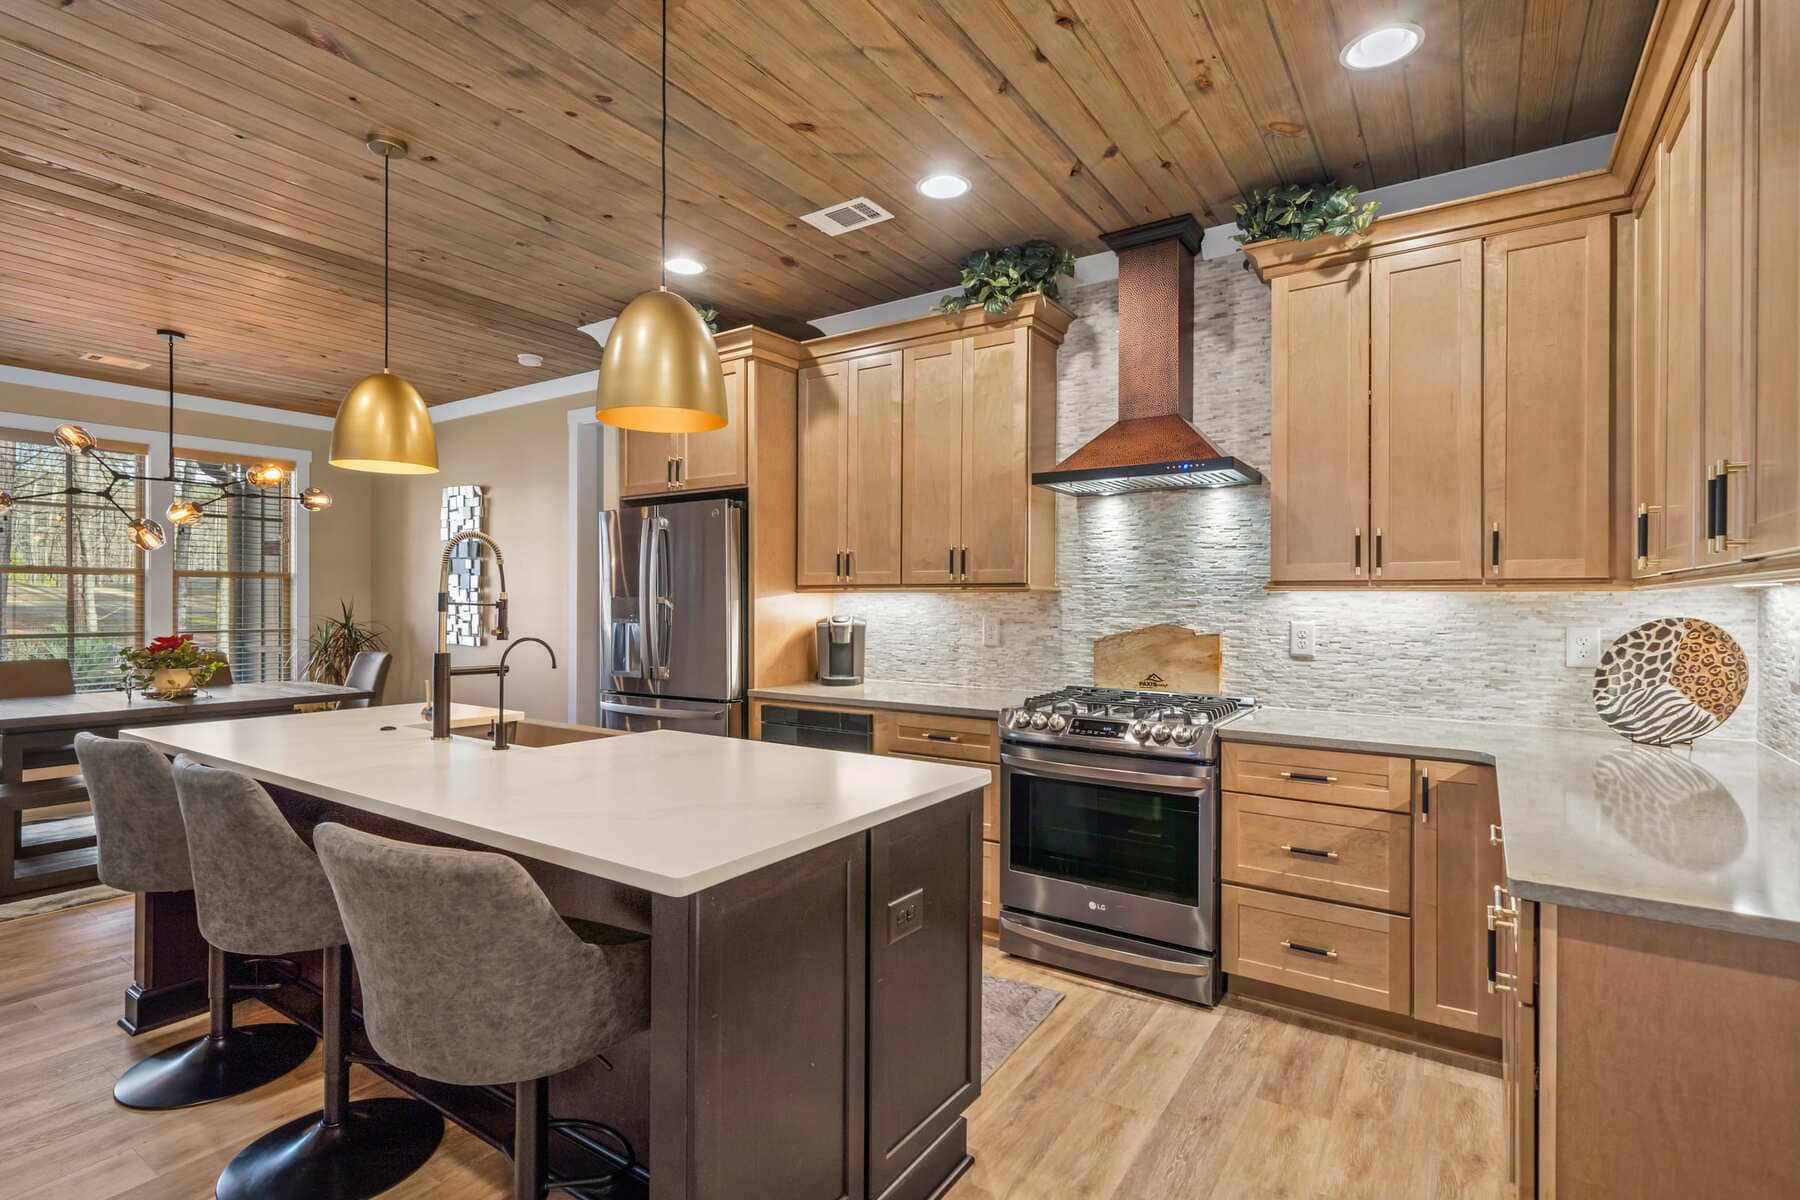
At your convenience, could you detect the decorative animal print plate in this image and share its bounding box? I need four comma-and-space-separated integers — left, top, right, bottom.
1593, 618, 1748, 746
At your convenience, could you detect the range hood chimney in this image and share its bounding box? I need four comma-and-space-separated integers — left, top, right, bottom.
1032, 215, 1262, 496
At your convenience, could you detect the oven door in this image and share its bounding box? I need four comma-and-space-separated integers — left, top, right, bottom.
1000, 743, 1217, 952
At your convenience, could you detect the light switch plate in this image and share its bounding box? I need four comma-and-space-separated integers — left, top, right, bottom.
887, 888, 924, 944
1289, 621, 1317, 660
1565, 628, 1604, 668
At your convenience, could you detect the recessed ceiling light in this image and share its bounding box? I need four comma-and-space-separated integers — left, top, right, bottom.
1340, 23, 1423, 70
517, 353, 544, 368
665, 257, 706, 275
917, 173, 970, 199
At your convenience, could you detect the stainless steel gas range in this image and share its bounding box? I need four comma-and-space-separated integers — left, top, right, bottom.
996, 686, 1254, 1005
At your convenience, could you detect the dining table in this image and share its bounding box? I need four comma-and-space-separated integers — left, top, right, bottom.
0, 679, 371, 1025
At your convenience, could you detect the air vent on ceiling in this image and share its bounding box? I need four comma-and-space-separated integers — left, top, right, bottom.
799, 196, 894, 236
79, 351, 152, 370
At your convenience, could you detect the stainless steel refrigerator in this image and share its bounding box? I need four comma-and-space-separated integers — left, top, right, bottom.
598, 495, 745, 736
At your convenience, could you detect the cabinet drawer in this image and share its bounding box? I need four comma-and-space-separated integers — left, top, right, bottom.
1221, 885, 1411, 1013
1221, 742, 1411, 811
894, 755, 999, 838
874, 710, 1000, 763
982, 840, 999, 923
1222, 792, 1411, 913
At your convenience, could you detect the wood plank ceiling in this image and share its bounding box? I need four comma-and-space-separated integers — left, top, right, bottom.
1, 0, 1657, 415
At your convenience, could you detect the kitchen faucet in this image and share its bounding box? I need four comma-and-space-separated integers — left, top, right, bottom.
430, 531, 510, 741
491, 638, 556, 750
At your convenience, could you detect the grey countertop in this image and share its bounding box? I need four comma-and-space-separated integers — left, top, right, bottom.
749, 680, 1028, 720
1223, 709, 1800, 944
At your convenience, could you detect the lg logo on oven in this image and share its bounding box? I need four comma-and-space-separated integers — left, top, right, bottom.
1087, 900, 1108, 912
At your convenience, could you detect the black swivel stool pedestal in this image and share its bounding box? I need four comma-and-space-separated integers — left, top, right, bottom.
73, 733, 315, 1109
172, 757, 443, 1200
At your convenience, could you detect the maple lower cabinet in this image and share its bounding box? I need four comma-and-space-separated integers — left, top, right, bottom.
619, 358, 749, 497
798, 295, 1069, 591
1370, 243, 1484, 581
1271, 263, 1371, 583
1482, 216, 1613, 581
1411, 759, 1504, 1038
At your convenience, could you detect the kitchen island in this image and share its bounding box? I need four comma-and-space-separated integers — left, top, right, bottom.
122, 704, 991, 1200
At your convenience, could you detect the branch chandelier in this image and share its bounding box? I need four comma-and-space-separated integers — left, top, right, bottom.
6, 330, 332, 552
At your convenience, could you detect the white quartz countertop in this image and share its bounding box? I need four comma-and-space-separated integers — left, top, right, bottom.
122, 703, 992, 898
1223, 709, 1800, 944
749, 680, 1032, 719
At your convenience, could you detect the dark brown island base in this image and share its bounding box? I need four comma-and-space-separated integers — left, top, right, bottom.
122, 707, 990, 1200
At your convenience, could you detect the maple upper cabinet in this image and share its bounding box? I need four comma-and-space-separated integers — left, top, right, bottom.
619, 356, 748, 497
1270, 263, 1371, 583
1482, 216, 1613, 581
796, 352, 902, 587
798, 296, 1069, 591
1699, 0, 1749, 567
1370, 243, 1484, 581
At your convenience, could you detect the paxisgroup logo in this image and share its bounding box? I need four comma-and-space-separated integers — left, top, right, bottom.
1138, 671, 1167, 690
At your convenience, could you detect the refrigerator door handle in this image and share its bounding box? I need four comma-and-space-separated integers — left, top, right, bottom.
650, 515, 674, 680
600, 699, 728, 721
599, 510, 642, 681
638, 509, 660, 686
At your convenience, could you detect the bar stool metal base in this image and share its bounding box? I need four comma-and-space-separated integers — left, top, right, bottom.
215, 1097, 444, 1200
113, 1024, 318, 1111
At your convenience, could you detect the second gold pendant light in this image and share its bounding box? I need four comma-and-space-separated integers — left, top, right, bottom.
594, 0, 727, 434
330, 136, 439, 475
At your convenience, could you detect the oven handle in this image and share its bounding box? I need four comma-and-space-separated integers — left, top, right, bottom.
1001, 751, 1212, 793
999, 916, 1211, 977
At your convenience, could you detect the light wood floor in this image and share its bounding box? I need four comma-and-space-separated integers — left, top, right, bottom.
0, 898, 1506, 1199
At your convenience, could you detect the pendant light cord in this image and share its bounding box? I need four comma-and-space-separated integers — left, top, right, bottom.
660, 0, 668, 289
166, 337, 175, 466
384, 149, 391, 370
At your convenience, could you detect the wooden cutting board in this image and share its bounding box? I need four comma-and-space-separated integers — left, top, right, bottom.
1093, 625, 1222, 694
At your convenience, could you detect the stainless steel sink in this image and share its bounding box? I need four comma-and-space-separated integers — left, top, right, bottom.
449, 719, 623, 749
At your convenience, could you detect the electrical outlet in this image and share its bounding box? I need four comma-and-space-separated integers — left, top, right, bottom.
981, 616, 1001, 648
1289, 621, 1317, 660
1565, 628, 1604, 668
887, 888, 924, 944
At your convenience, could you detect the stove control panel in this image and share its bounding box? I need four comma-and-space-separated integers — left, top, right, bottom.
1068, 717, 1127, 739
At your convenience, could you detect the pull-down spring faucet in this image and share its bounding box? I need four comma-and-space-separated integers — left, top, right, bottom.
431, 531, 509, 741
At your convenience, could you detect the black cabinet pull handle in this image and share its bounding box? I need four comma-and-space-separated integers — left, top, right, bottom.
1279, 770, 1335, 785
1706, 465, 1720, 545
1280, 844, 1340, 860
1490, 524, 1501, 570
1421, 772, 1431, 821
846, 549, 854, 578
1487, 925, 1498, 983
921, 732, 962, 743
835, 550, 843, 580
1353, 528, 1362, 574
1374, 529, 1383, 574
1636, 507, 1650, 560
1279, 940, 1337, 959
949, 547, 955, 576
961, 546, 968, 578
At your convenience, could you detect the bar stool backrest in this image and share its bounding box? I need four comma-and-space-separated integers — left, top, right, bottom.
313, 823, 650, 1086
171, 756, 346, 957
73, 732, 192, 894
341, 651, 392, 709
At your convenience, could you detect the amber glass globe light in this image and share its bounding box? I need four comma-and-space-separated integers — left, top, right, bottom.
246, 463, 288, 488
299, 486, 333, 512
126, 517, 166, 551
165, 499, 203, 527
53, 423, 97, 455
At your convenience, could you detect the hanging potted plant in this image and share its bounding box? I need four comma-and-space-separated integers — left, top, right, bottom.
934, 239, 1078, 315
118, 634, 225, 698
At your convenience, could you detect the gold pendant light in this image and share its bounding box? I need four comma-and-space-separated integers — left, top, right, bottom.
594, 0, 727, 434
331, 136, 440, 474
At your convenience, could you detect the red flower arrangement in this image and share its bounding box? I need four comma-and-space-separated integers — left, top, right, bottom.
117, 634, 226, 695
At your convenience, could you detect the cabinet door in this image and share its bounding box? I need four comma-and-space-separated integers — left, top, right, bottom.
901, 340, 964, 585
1271, 263, 1371, 582
846, 352, 903, 585
1411, 760, 1504, 1037
1661, 93, 1706, 574
679, 358, 747, 491
797, 362, 848, 588
1631, 177, 1667, 578
619, 429, 681, 498
1483, 216, 1612, 580
961, 329, 1031, 584
1370, 243, 1483, 581
1700, 0, 1749, 564
1503, 899, 1537, 1197
1747, 0, 1800, 557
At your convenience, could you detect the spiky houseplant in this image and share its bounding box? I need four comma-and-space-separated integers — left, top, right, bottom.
303, 601, 386, 685
934, 239, 1078, 315
1232, 183, 1380, 267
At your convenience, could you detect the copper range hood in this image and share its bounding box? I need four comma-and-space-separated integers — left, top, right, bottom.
1033, 215, 1262, 496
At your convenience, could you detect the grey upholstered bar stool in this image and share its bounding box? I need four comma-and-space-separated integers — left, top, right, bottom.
313, 823, 651, 1200
172, 757, 443, 1200
73, 732, 316, 1109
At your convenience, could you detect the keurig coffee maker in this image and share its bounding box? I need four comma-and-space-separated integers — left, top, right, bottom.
816, 616, 865, 686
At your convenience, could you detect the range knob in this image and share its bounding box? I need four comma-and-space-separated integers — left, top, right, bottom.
1129, 719, 1153, 741
1150, 723, 1173, 744
1029, 712, 1050, 731
1170, 724, 1198, 746
1008, 710, 1033, 730
1047, 713, 1069, 733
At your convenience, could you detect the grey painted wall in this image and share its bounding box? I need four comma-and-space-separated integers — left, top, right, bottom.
837, 257, 1764, 737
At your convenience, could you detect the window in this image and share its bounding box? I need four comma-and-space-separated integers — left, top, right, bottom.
172, 452, 295, 684
0, 431, 146, 690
